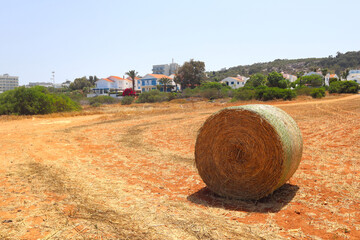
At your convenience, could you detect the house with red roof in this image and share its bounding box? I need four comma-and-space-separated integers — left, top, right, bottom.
139, 74, 180, 92
92, 76, 134, 95
324, 73, 339, 86
220, 76, 249, 89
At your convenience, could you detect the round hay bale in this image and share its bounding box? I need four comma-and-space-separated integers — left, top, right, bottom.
195, 104, 303, 200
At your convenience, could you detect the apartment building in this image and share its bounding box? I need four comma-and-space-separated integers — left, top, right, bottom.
152, 61, 179, 76
0, 74, 19, 93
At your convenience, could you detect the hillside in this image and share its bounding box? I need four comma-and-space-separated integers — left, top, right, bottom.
207, 50, 360, 81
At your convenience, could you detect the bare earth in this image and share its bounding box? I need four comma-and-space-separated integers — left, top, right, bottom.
0, 94, 359, 240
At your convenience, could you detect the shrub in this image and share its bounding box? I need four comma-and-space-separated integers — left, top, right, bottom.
200, 82, 226, 90
329, 77, 339, 85
255, 87, 296, 101
168, 92, 178, 101
122, 88, 136, 96
232, 88, 255, 101
310, 88, 325, 98
121, 96, 134, 105
137, 90, 169, 103
295, 86, 312, 96
181, 88, 193, 98
89, 96, 119, 106
200, 88, 218, 100
329, 81, 359, 93
299, 74, 324, 87
282, 89, 297, 100
0, 86, 81, 115
278, 80, 289, 89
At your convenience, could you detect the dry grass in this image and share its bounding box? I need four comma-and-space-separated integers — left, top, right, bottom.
0, 94, 359, 239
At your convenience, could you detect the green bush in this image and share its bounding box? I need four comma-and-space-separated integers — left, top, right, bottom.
168, 92, 178, 101
121, 96, 134, 105
0, 86, 81, 115
200, 88, 218, 99
255, 87, 296, 101
299, 74, 324, 87
181, 88, 193, 98
137, 90, 169, 103
199, 81, 228, 90
329, 81, 359, 93
232, 88, 255, 101
310, 88, 325, 98
89, 96, 119, 106
295, 86, 312, 96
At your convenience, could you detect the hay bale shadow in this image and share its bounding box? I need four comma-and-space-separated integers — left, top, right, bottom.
187, 184, 299, 213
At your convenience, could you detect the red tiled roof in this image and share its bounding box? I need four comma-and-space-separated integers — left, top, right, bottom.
109, 76, 132, 82
148, 74, 172, 79
126, 76, 140, 81
103, 78, 114, 82
229, 77, 245, 82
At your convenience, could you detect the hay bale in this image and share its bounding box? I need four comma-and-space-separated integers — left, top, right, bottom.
195, 104, 303, 200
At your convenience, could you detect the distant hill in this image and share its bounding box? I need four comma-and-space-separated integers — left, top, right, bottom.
207, 51, 360, 81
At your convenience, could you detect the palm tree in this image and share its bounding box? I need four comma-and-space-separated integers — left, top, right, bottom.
125, 70, 138, 90
159, 77, 172, 92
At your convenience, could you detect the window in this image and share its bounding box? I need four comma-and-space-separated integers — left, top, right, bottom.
231, 82, 234, 85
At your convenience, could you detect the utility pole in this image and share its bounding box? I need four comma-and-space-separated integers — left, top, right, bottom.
51, 71, 55, 90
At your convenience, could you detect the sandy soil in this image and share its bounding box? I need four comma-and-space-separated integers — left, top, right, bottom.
0, 94, 359, 239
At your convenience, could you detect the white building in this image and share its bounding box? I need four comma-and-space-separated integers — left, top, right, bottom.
324, 73, 339, 86
92, 76, 139, 95
152, 61, 179, 76
281, 73, 298, 82
347, 70, 360, 84
0, 74, 19, 93
220, 76, 249, 89
139, 74, 180, 92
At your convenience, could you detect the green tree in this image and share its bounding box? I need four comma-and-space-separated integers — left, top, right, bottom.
267, 71, 285, 88
321, 68, 328, 77
341, 68, 350, 80
125, 70, 138, 90
296, 71, 304, 78
299, 74, 323, 87
158, 77, 172, 92
69, 77, 92, 91
0, 86, 81, 115
329, 77, 339, 85
88, 76, 98, 86
245, 73, 267, 88
174, 59, 206, 89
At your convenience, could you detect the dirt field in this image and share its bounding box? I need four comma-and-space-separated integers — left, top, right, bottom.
0, 94, 359, 240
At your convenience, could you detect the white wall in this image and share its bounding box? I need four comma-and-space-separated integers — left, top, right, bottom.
96, 79, 112, 89
220, 77, 245, 89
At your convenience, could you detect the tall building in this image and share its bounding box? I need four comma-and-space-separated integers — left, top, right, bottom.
152, 64, 170, 75
0, 74, 19, 93
152, 60, 179, 76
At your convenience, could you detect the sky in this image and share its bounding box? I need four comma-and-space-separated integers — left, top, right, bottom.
1, 0, 359, 86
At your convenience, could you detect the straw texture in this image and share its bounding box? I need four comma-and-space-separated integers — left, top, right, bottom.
195, 104, 303, 200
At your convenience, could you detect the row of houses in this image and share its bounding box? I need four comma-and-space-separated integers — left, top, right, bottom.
89, 74, 180, 97
90, 69, 360, 96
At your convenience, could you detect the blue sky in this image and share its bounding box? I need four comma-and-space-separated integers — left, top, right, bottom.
1, 0, 359, 85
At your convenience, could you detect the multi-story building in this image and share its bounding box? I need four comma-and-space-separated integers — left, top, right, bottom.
152, 64, 170, 75
0, 74, 19, 93
152, 61, 179, 76
139, 74, 180, 92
